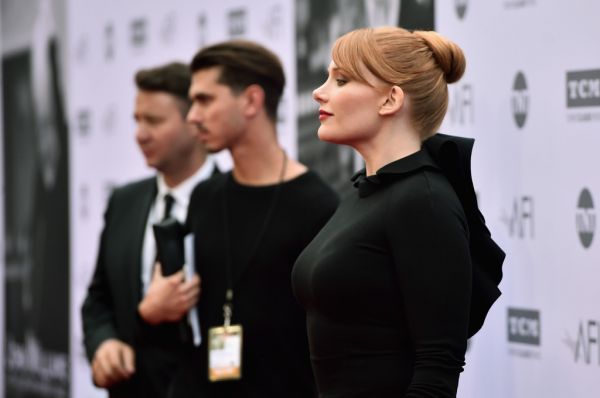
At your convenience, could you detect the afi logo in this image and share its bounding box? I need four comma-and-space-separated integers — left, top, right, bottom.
508, 308, 540, 345
448, 84, 474, 125
502, 196, 534, 238
198, 14, 207, 47
264, 4, 283, 39
102, 104, 117, 135
75, 35, 89, 65
455, 0, 468, 20
104, 23, 114, 61
565, 320, 600, 365
160, 12, 177, 44
576, 188, 595, 249
512, 72, 528, 128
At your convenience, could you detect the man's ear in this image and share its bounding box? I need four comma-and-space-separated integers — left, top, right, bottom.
241, 84, 265, 118
379, 85, 404, 116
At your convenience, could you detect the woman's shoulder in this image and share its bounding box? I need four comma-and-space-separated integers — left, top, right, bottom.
387, 169, 463, 214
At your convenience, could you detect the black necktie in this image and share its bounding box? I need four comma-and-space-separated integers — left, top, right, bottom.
153, 193, 175, 265
162, 193, 175, 221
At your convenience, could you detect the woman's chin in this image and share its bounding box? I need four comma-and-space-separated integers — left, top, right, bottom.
317, 128, 343, 144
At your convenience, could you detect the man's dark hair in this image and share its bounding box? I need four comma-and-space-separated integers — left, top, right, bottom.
135, 62, 191, 116
190, 40, 285, 122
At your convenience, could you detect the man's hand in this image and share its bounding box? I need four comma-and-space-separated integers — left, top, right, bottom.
138, 263, 201, 325
91, 339, 135, 388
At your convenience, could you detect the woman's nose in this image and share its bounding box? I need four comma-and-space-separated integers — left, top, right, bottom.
312, 83, 327, 103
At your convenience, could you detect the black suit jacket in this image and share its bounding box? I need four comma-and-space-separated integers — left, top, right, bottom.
82, 176, 188, 397
82, 165, 220, 397
81, 176, 155, 359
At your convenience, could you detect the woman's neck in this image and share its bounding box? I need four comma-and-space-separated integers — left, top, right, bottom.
355, 123, 422, 176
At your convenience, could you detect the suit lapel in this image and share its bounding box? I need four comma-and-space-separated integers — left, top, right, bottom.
128, 178, 157, 305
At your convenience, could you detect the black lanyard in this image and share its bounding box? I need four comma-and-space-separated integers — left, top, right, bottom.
220, 150, 288, 326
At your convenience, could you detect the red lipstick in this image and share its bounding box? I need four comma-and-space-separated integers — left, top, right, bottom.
319, 109, 333, 121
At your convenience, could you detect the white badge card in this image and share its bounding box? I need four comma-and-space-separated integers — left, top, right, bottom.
208, 325, 243, 382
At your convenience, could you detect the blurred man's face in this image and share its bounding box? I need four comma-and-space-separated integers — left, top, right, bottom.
134, 90, 197, 174
187, 67, 247, 153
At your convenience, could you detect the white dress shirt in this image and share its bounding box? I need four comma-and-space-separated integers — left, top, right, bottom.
141, 157, 215, 294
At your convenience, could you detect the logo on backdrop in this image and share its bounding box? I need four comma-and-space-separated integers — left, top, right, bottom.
507, 307, 541, 359
455, 0, 468, 20
75, 34, 90, 65
277, 96, 287, 125
566, 68, 600, 122
198, 13, 208, 47
102, 104, 117, 136
130, 18, 148, 49
508, 308, 541, 345
77, 109, 91, 138
263, 4, 283, 40
104, 23, 114, 61
504, 0, 536, 9
228, 8, 247, 38
79, 183, 89, 220
448, 84, 474, 125
103, 180, 118, 210
105, 180, 117, 196
512, 71, 529, 129
501, 196, 534, 238
160, 11, 177, 45
576, 188, 595, 249
564, 319, 600, 365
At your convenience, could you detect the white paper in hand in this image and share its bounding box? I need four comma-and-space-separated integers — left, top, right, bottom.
184, 234, 201, 346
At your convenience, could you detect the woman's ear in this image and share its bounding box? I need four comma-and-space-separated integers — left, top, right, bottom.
241, 84, 265, 118
379, 85, 404, 116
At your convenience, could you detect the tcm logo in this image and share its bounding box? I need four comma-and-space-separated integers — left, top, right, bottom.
512, 72, 528, 128
228, 8, 247, 37
508, 308, 540, 345
448, 84, 474, 125
567, 69, 600, 108
501, 196, 534, 239
576, 188, 595, 249
130, 18, 147, 48
565, 320, 600, 365
455, 0, 468, 19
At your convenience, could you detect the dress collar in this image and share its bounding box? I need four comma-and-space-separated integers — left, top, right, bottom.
351, 149, 439, 197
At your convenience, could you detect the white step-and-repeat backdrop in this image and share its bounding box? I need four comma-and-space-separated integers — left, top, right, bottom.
437, 1, 600, 397
1, 0, 598, 397
66, 0, 296, 396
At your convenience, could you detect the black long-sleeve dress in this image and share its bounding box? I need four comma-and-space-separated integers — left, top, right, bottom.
292, 149, 472, 397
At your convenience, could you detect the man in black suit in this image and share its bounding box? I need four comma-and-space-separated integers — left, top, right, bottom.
81, 62, 215, 397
